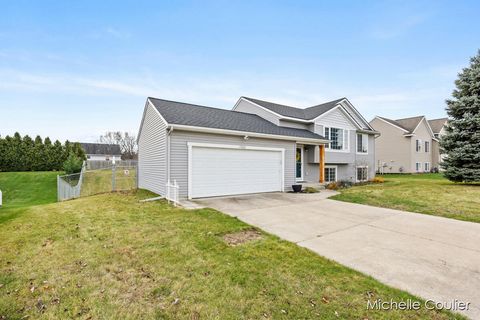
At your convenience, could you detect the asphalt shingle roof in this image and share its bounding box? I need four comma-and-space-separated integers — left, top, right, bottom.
80, 143, 122, 155
377, 116, 425, 133
243, 97, 345, 120
148, 97, 326, 140
428, 118, 448, 133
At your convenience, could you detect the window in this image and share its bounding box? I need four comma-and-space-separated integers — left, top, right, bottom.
356, 166, 368, 182
357, 133, 368, 153
416, 139, 422, 152
324, 127, 348, 151
296, 147, 303, 180
425, 141, 430, 153
415, 162, 421, 172
324, 127, 329, 149
324, 166, 337, 182
424, 162, 430, 172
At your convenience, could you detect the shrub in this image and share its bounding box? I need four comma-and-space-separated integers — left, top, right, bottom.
304, 186, 320, 193
63, 153, 83, 174
370, 176, 384, 183
326, 180, 353, 190
326, 182, 338, 190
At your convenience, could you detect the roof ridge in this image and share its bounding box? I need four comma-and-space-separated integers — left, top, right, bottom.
150, 97, 290, 121
395, 115, 425, 121
243, 96, 304, 109
148, 97, 230, 113
306, 97, 345, 110
428, 117, 448, 121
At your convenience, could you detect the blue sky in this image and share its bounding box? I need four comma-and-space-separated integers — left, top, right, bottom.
0, 0, 479, 142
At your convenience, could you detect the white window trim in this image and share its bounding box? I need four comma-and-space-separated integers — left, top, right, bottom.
356, 166, 369, 182
187, 142, 285, 199
324, 126, 350, 153
415, 162, 421, 172
415, 139, 422, 153
356, 133, 368, 154
424, 162, 430, 172
324, 165, 338, 182
425, 141, 430, 153
296, 145, 304, 182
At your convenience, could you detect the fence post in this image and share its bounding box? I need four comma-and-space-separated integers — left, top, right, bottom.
174, 180, 178, 207
57, 175, 60, 202
112, 164, 116, 191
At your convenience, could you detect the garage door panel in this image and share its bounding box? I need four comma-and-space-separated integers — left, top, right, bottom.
190, 146, 283, 198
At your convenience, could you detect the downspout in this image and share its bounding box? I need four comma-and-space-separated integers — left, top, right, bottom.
167, 126, 173, 185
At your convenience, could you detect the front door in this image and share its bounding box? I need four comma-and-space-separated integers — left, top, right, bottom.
296, 146, 303, 181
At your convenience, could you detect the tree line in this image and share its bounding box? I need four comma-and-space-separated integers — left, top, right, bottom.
0, 132, 86, 172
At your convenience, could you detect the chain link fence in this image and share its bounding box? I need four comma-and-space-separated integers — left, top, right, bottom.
58, 163, 137, 201
86, 160, 137, 170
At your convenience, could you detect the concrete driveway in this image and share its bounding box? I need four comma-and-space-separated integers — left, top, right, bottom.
196, 192, 480, 319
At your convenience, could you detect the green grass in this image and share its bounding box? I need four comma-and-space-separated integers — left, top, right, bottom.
0, 172, 464, 319
0, 172, 60, 225
331, 173, 480, 223
0, 171, 59, 209
81, 168, 136, 197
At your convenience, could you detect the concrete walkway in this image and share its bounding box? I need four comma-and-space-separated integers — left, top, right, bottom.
196, 192, 480, 319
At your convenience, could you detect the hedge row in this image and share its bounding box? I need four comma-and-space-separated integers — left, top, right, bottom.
0, 132, 86, 172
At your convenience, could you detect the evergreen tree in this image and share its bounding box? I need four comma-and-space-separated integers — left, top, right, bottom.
52, 139, 64, 170
43, 137, 53, 170
22, 135, 35, 171
33, 135, 45, 171
441, 50, 480, 182
12, 133, 23, 171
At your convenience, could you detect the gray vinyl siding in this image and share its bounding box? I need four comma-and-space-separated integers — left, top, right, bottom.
169, 130, 296, 198
138, 103, 167, 196
303, 131, 375, 182
234, 99, 281, 125
278, 119, 310, 130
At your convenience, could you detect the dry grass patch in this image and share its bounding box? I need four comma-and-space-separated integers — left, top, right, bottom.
222, 229, 263, 246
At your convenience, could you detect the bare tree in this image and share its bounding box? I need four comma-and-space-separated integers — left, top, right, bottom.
99, 131, 138, 160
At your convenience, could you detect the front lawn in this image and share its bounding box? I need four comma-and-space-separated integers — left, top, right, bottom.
331, 173, 480, 223
0, 172, 462, 319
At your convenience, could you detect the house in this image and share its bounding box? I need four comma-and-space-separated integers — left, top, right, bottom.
80, 143, 122, 161
428, 118, 449, 169
369, 116, 447, 173
137, 97, 377, 199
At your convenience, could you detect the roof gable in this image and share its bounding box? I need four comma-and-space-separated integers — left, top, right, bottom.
428, 118, 448, 133
241, 96, 344, 120
147, 97, 326, 140
377, 116, 424, 133
240, 96, 374, 131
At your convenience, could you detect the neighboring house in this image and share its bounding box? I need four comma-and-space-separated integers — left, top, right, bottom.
369, 116, 445, 173
80, 143, 122, 161
138, 96, 377, 199
428, 118, 449, 169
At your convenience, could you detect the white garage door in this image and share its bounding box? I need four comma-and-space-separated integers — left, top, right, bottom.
189, 145, 284, 198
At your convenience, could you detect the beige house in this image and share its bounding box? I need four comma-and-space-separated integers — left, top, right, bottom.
370, 116, 447, 173
428, 118, 449, 169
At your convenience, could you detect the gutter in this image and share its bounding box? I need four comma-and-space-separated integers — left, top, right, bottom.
168, 124, 329, 145
357, 129, 381, 137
